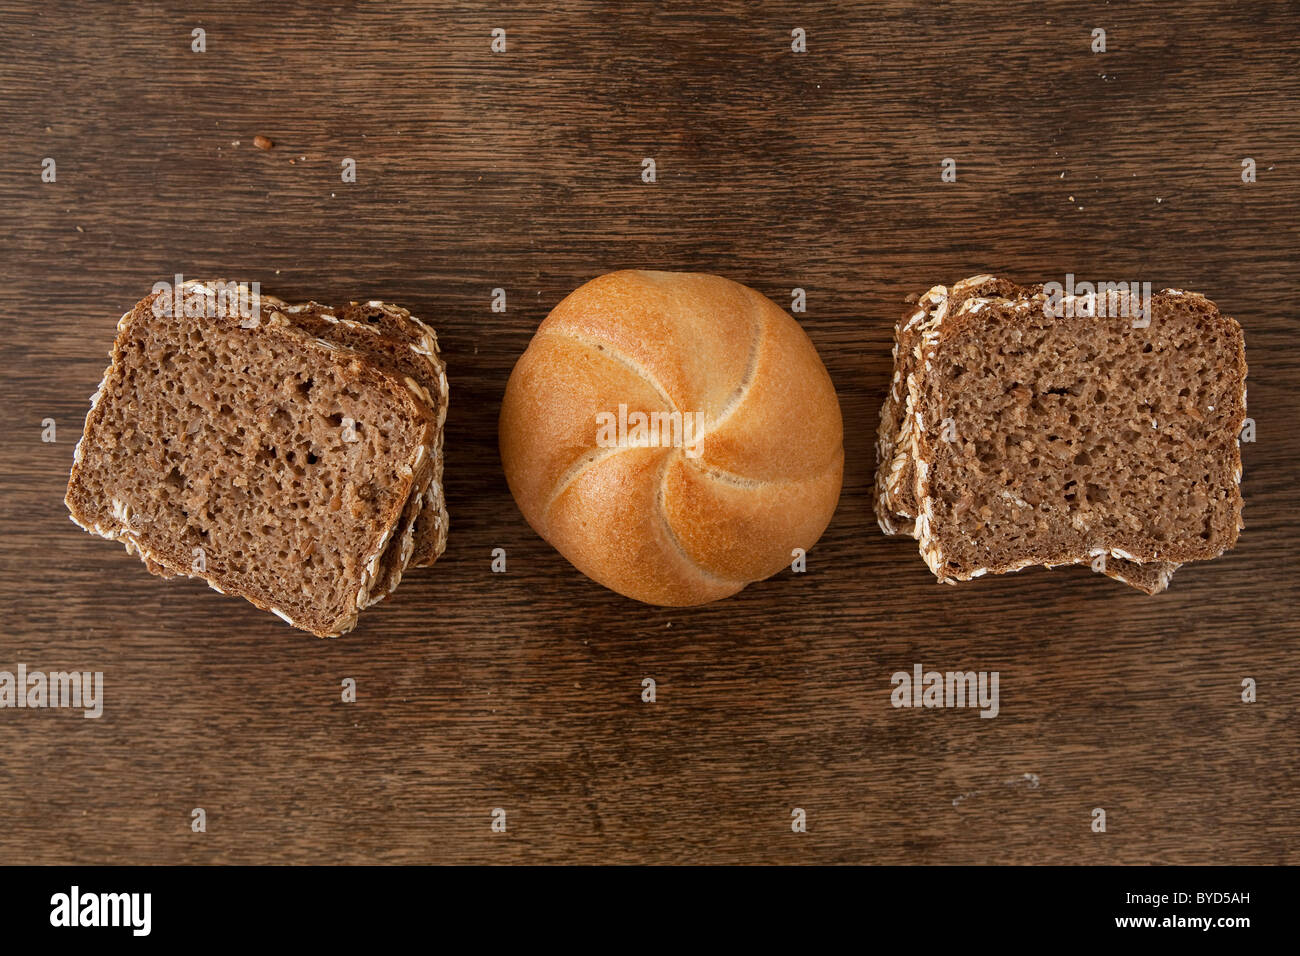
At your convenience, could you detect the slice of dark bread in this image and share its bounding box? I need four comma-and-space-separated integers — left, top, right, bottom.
270, 300, 448, 596
65, 282, 437, 637
140, 287, 445, 611
877, 277, 1020, 532
873, 287, 934, 536
874, 277, 1182, 593
911, 286, 1246, 581
336, 301, 449, 568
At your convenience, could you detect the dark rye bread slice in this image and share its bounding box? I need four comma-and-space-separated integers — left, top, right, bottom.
874, 278, 1178, 594
911, 287, 1246, 581
132, 292, 435, 607
269, 299, 447, 598
65, 283, 437, 637
335, 300, 449, 568
873, 288, 932, 535
129, 288, 447, 607
877, 277, 1020, 532
132, 300, 437, 602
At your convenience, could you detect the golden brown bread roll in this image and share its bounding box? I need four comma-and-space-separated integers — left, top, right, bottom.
499, 270, 844, 605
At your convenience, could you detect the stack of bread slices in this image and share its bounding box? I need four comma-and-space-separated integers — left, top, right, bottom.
65, 279, 448, 637
875, 275, 1246, 593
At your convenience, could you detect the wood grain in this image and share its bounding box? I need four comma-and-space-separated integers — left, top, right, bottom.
0, 0, 1296, 864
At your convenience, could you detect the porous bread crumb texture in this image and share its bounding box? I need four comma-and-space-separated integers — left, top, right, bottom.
876, 276, 1246, 592
65, 285, 440, 637
336, 300, 450, 568
266, 291, 451, 605
919, 291, 1245, 575
881, 276, 1024, 527
874, 280, 1180, 592
271, 300, 449, 596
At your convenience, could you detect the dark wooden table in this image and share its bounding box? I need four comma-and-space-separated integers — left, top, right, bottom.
1, 0, 1296, 865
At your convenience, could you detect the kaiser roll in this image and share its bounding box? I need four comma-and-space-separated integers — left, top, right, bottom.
499, 270, 844, 606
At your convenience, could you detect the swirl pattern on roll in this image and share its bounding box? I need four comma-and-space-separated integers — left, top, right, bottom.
500, 270, 844, 606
